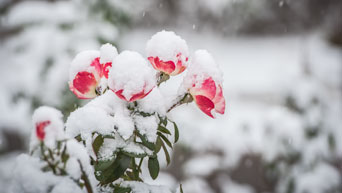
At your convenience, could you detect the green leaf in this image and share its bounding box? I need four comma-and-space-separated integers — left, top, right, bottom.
95, 152, 131, 184
158, 125, 171, 135
137, 132, 155, 150
180, 184, 184, 193
158, 132, 172, 148
114, 186, 131, 193
95, 158, 115, 171
122, 149, 147, 158
172, 121, 179, 143
161, 117, 168, 126
155, 137, 163, 153
61, 153, 69, 163
161, 140, 171, 165
92, 135, 104, 156
126, 171, 135, 180
148, 157, 159, 180
75, 135, 82, 142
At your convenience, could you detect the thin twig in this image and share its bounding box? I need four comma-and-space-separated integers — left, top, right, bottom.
78, 160, 93, 193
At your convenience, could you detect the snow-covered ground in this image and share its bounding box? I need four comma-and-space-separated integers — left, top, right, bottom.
0, 25, 341, 193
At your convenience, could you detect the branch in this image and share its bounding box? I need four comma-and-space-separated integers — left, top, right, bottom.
78, 160, 93, 193
167, 93, 193, 113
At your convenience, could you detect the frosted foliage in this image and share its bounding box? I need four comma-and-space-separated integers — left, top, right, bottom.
108, 51, 156, 99
98, 137, 124, 160
114, 107, 135, 140
12, 154, 59, 193
66, 140, 92, 178
138, 88, 167, 115
183, 49, 223, 89
11, 154, 83, 193
121, 181, 172, 193
146, 30, 189, 62
135, 115, 158, 142
98, 134, 152, 160
31, 106, 64, 149
69, 50, 100, 80
100, 43, 118, 64
66, 106, 116, 138
123, 142, 151, 156
51, 179, 84, 193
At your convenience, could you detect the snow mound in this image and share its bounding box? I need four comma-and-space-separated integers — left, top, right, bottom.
108, 51, 156, 100
146, 30, 189, 63
31, 106, 64, 150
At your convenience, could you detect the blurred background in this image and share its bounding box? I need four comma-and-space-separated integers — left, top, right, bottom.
0, 0, 341, 192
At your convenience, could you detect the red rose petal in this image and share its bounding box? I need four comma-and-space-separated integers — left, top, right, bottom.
195, 95, 215, 118
90, 57, 102, 77
36, 121, 50, 141
102, 62, 112, 79
213, 85, 225, 114
148, 56, 176, 75
72, 71, 97, 99
114, 89, 127, 101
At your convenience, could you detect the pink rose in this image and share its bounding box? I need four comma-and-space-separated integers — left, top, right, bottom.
69, 44, 118, 99
184, 50, 225, 118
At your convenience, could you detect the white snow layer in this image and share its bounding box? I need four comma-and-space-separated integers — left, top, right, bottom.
134, 115, 158, 142
108, 51, 156, 100
146, 30, 189, 63
100, 43, 118, 64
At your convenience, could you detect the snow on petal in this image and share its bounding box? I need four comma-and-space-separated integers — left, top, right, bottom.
184, 50, 225, 118
31, 106, 64, 150
146, 30, 189, 76
69, 50, 101, 99
108, 50, 156, 102
69, 50, 101, 82
100, 43, 118, 78
194, 95, 215, 118
69, 71, 98, 99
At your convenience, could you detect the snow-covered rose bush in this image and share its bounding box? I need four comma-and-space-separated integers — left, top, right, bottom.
14, 30, 225, 193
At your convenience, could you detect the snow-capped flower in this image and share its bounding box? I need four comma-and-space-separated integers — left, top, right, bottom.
184, 50, 225, 118
35, 121, 50, 141
146, 30, 189, 76
69, 44, 118, 99
108, 51, 156, 102
31, 106, 64, 147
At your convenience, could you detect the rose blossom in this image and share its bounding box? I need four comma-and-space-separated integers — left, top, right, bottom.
146, 30, 189, 76
184, 50, 225, 118
69, 44, 118, 99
